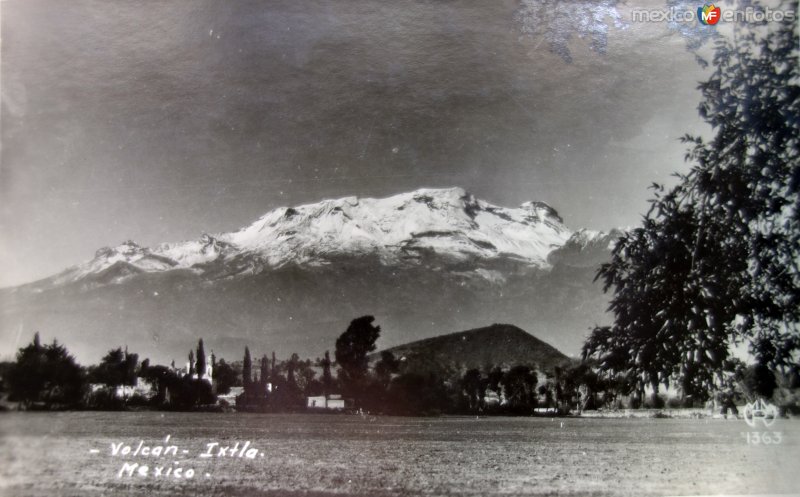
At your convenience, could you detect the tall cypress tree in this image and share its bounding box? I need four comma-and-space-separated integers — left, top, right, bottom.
260, 355, 269, 392
196, 339, 206, 379
287, 353, 299, 391
322, 350, 333, 397
243, 347, 252, 393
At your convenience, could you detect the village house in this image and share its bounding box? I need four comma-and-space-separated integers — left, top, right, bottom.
89, 376, 155, 400
217, 386, 244, 406
306, 394, 346, 410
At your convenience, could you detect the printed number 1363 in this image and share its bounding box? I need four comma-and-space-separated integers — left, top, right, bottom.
744, 432, 782, 444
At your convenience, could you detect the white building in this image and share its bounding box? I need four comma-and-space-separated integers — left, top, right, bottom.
89, 377, 155, 399
307, 394, 346, 410
217, 386, 244, 406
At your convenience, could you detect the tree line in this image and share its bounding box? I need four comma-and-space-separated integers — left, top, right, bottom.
0, 316, 614, 415
0, 333, 241, 411
0, 314, 796, 414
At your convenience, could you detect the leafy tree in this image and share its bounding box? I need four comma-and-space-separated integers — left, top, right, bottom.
7, 333, 85, 407
375, 351, 400, 388
139, 364, 176, 405
267, 354, 304, 408
335, 315, 381, 403
0, 361, 14, 393
387, 373, 448, 416
91, 349, 124, 387
584, 7, 799, 400
91, 347, 138, 388
461, 368, 483, 411
286, 353, 300, 392
563, 363, 604, 410
168, 375, 215, 409
213, 359, 240, 395
188, 349, 195, 376
538, 384, 553, 408
486, 366, 504, 396
122, 348, 138, 385
502, 366, 538, 412
293, 358, 318, 395
739, 363, 778, 401
551, 366, 566, 409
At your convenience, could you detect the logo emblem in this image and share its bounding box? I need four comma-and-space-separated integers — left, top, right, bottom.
698, 4, 722, 24
743, 398, 778, 428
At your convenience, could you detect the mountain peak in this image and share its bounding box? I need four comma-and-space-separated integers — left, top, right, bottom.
32, 188, 584, 288
92, 240, 146, 261
410, 186, 471, 201
519, 201, 563, 224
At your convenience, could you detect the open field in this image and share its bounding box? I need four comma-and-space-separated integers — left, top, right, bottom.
0, 412, 797, 496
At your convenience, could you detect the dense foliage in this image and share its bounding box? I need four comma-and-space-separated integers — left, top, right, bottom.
6, 333, 85, 407
89, 347, 138, 388
335, 315, 381, 404
584, 5, 799, 403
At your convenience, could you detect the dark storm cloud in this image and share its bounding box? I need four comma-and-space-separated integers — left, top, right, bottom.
1, 0, 707, 286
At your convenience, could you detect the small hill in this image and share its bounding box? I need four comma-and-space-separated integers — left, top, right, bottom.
377, 324, 573, 375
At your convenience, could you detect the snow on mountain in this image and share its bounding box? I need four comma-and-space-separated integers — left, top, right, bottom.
1, 188, 623, 362
50, 240, 176, 286
45, 188, 581, 287
224, 187, 569, 266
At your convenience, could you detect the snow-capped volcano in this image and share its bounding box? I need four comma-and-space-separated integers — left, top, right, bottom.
2, 188, 619, 363
224, 187, 569, 267
50, 187, 573, 287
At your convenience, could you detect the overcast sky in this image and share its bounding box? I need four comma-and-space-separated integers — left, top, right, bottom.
0, 0, 709, 287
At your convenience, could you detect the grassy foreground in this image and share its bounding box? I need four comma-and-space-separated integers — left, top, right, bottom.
0, 412, 797, 496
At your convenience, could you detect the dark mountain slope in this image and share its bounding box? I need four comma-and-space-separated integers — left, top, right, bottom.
379, 324, 573, 375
